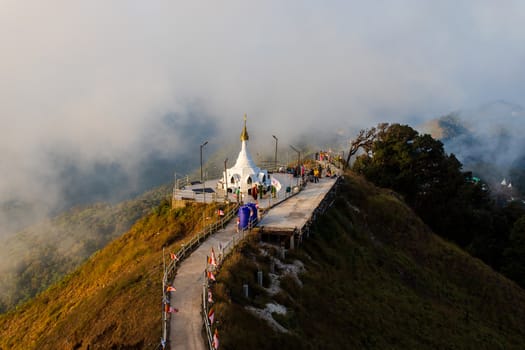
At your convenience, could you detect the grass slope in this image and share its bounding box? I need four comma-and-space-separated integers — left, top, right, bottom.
0, 200, 226, 349
210, 172, 525, 349
0, 185, 170, 313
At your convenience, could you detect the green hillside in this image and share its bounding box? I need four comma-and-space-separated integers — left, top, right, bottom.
210, 172, 525, 349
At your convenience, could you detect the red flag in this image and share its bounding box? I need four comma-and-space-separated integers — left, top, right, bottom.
166, 286, 176, 292
207, 271, 216, 281
170, 252, 179, 261
168, 306, 179, 313
208, 289, 213, 304
217, 209, 224, 216
210, 247, 217, 266
213, 329, 219, 349
208, 308, 215, 325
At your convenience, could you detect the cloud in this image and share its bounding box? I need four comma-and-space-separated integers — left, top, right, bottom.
441, 101, 525, 174
1, 1, 525, 233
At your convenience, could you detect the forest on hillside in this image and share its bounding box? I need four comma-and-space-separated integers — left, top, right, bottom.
350, 123, 525, 288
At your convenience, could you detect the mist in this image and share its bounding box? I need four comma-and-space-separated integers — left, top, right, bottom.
427, 101, 525, 189
2, 1, 525, 235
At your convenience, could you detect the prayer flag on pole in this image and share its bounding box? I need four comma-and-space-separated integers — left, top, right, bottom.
211, 247, 217, 266
208, 308, 215, 325
168, 306, 179, 313
208, 289, 213, 304
207, 271, 216, 281
166, 286, 177, 292
170, 252, 179, 261
213, 329, 219, 349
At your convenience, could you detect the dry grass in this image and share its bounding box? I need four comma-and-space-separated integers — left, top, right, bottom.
0, 200, 232, 350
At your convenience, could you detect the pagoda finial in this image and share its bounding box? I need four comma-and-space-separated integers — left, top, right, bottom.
240, 113, 249, 141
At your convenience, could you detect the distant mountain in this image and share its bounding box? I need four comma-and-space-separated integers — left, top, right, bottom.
0, 110, 218, 242
419, 101, 525, 195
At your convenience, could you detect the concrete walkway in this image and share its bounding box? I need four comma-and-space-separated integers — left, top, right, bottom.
169, 219, 238, 350
258, 177, 337, 232
169, 176, 338, 350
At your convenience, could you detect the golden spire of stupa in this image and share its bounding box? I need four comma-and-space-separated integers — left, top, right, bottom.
240, 113, 249, 142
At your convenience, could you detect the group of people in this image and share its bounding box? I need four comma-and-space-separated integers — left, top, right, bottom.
304, 163, 334, 183
316, 150, 346, 170
316, 150, 332, 162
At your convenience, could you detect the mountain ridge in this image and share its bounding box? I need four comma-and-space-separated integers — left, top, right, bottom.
3, 171, 523, 348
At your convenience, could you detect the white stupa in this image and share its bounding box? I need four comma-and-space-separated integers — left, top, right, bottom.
222, 114, 271, 195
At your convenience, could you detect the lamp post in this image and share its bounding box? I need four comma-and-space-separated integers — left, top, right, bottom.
172, 172, 177, 207
289, 144, 301, 168
272, 135, 278, 172
200, 141, 208, 202
289, 145, 301, 185
224, 158, 228, 202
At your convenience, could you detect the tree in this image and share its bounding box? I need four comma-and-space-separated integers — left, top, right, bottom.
351, 122, 525, 287
352, 124, 442, 197
352, 123, 492, 245
344, 123, 388, 170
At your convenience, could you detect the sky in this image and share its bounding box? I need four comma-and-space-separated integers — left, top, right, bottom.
1, 1, 525, 232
